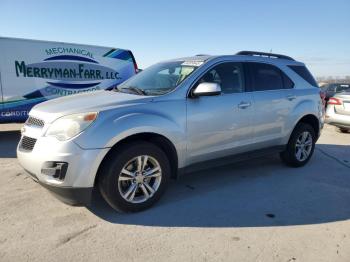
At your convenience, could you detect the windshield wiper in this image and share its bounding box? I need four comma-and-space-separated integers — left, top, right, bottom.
120, 86, 147, 95
141, 88, 173, 96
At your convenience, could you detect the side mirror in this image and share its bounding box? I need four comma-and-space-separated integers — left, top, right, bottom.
192, 82, 221, 97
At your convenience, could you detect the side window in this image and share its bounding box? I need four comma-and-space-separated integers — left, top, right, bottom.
282, 72, 295, 89
336, 84, 350, 93
288, 65, 318, 87
248, 63, 284, 91
197, 62, 245, 94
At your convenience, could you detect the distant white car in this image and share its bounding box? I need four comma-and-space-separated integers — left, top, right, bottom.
325, 92, 350, 133
0, 37, 138, 123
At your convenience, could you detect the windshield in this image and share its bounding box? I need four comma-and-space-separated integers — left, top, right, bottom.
117, 61, 200, 95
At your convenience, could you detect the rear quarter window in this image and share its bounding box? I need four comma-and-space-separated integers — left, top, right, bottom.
288, 65, 318, 87
282, 73, 294, 89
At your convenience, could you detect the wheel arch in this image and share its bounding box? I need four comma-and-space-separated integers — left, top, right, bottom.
286, 113, 321, 143
294, 114, 320, 139
94, 132, 179, 187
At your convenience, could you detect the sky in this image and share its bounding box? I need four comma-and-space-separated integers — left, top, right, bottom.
0, 0, 349, 77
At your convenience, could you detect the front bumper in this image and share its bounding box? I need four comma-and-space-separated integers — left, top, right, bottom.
17, 135, 109, 205
24, 168, 93, 205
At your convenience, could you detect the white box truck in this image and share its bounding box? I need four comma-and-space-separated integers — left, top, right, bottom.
0, 37, 138, 123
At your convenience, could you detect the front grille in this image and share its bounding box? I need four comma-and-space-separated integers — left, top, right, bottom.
26, 116, 45, 128
20, 136, 37, 151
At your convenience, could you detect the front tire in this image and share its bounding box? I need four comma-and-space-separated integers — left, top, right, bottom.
280, 123, 316, 167
98, 141, 171, 212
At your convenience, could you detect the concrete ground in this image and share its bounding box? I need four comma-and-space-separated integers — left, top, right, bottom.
0, 124, 349, 262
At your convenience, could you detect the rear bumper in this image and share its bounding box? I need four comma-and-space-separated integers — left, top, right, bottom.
325, 104, 350, 128
24, 168, 93, 206
325, 112, 350, 128
326, 121, 350, 129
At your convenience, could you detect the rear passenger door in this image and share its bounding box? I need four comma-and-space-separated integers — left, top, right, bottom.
245, 62, 290, 147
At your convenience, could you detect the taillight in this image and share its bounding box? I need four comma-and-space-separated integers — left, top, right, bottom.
128, 51, 138, 74
133, 62, 138, 74
328, 97, 342, 105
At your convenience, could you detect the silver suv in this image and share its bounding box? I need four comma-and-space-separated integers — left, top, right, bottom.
17, 51, 324, 212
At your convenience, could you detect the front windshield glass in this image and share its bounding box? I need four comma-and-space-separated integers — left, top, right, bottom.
118, 61, 200, 95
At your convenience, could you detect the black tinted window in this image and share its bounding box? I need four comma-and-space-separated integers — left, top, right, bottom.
282, 73, 294, 89
328, 84, 336, 92
336, 84, 350, 92
249, 63, 284, 91
289, 65, 318, 87
198, 62, 245, 94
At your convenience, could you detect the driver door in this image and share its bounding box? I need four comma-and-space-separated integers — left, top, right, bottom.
186, 62, 254, 165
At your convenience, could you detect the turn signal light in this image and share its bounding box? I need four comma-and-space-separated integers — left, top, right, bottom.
83, 112, 98, 121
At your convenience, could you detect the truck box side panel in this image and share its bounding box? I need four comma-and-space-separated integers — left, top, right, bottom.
0, 37, 136, 123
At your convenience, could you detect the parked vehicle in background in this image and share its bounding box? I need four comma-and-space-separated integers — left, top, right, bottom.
0, 37, 138, 123
321, 83, 350, 104
17, 51, 323, 212
325, 92, 350, 133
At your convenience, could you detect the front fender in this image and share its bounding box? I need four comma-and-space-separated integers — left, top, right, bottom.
74, 110, 187, 168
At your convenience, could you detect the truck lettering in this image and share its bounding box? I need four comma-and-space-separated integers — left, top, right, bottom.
47, 68, 54, 78
45, 47, 94, 58
79, 64, 84, 78
33, 67, 40, 78
15, 61, 26, 77
41, 68, 48, 78
54, 68, 63, 78
14, 61, 115, 81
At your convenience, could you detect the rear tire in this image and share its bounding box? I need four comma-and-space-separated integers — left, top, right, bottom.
98, 141, 171, 212
280, 123, 316, 167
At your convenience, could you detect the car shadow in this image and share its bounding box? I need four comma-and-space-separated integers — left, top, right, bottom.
0, 131, 21, 158
88, 144, 350, 228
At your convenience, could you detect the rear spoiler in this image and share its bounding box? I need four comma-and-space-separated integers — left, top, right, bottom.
236, 51, 295, 61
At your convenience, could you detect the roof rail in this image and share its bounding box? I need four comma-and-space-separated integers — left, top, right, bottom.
236, 51, 295, 61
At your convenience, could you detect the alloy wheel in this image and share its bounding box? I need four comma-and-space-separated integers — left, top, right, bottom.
117, 155, 162, 203
295, 131, 313, 161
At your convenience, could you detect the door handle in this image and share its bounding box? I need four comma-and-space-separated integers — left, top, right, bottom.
238, 101, 251, 109
286, 95, 297, 101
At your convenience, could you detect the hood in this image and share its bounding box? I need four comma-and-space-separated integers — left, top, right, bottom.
30, 90, 152, 123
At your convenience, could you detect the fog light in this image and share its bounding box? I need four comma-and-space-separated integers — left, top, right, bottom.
41, 162, 68, 181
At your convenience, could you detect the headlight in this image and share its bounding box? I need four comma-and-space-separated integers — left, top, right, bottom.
45, 112, 98, 141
